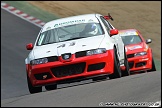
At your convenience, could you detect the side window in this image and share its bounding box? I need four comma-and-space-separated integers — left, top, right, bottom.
100, 16, 110, 32
101, 16, 114, 29
105, 20, 114, 29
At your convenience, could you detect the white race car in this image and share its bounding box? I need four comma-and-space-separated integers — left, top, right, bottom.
25, 13, 130, 94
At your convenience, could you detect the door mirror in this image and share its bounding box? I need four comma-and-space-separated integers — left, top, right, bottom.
146, 39, 152, 44
110, 29, 118, 36
26, 43, 33, 50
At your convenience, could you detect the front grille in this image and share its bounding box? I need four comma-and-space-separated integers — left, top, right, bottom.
87, 62, 105, 72
34, 72, 52, 80
128, 61, 134, 69
51, 62, 86, 78
47, 56, 58, 62
135, 62, 146, 68
127, 54, 134, 58
75, 51, 86, 58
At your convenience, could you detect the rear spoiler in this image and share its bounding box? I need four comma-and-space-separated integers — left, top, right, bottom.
104, 13, 114, 21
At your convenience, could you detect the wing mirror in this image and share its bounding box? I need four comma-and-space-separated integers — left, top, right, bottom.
110, 29, 118, 36
146, 39, 152, 44
26, 43, 33, 50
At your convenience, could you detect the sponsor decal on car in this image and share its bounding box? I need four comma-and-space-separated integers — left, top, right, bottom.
54, 19, 85, 28
128, 45, 142, 50
88, 19, 94, 22
119, 31, 138, 36
46, 27, 51, 30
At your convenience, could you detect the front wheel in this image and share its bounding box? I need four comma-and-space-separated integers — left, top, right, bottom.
121, 50, 130, 76
109, 49, 122, 79
147, 57, 156, 72
45, 84, 57, 91
27, 75, 42, 94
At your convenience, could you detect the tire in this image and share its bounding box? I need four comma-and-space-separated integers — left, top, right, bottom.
45, 84, 57, 91
121, 50, 130, 77
147, 57, 156, 72
109, 49, 122, 79
27, 75, 42, 94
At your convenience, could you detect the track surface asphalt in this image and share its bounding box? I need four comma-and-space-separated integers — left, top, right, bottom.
1, 9, 161, 107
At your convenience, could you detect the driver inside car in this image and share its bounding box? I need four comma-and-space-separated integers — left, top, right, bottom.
79, 23, 99, 37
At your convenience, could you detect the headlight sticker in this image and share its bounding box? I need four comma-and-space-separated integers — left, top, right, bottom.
30, 58, 48, 65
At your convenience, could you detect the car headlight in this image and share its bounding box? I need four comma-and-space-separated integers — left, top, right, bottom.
30, 58, 48, 65
134, 52, 147, 57
86, 48, 106, 56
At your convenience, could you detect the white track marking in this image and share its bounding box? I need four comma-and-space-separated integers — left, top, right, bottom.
1, 2, 45, 28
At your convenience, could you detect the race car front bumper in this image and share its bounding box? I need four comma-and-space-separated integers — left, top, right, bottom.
26, 49, 115, 86
127, 54, 152, 72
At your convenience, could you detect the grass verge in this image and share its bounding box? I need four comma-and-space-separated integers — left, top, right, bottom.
3, 1, 59, 22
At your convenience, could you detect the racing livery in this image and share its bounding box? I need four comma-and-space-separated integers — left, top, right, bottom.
118, 29, 156, 73
25, 14, 130, 94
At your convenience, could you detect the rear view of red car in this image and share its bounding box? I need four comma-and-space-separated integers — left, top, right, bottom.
119, 29, 156, 73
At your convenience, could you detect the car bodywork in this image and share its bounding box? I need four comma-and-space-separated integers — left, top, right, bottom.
118, 29, 156, 73
25, 13, 128, 93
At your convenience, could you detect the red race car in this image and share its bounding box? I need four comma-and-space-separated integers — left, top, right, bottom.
118, 29, 156, 73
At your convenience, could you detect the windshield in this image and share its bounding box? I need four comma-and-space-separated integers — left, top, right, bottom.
121, 35, 142, 45
36, 23, 104, 46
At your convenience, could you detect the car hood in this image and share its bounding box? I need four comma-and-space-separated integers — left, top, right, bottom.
33, 35, 105, 59
125, 42, 145, 54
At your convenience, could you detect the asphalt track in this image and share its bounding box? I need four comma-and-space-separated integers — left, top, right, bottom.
1, 9, 161, 107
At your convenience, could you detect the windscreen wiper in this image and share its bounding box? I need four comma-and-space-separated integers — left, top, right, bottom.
63, 37, 86, 41
41, 42, 56, 45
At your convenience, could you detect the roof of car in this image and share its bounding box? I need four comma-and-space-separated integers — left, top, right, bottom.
41, 13, 102, 33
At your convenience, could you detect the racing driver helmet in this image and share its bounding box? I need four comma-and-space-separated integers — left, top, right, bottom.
84, 23, 98, 35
